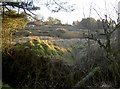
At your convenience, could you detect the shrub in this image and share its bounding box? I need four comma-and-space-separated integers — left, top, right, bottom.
2, 39, 84, 88
14, 39, 69, 59
2, 10, 28, 53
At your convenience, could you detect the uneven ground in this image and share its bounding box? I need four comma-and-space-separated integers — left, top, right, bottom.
5, 25, 120, 88
13, 25, 89, 65
13, 25, 104, 65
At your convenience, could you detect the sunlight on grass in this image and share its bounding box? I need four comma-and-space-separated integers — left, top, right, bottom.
14, 39, 72, 64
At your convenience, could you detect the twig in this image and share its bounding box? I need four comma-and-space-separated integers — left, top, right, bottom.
53, 0, 68, 11
93, 8, 102, 20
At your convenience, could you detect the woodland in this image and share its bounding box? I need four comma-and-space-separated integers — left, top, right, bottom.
1, 0, 120, 89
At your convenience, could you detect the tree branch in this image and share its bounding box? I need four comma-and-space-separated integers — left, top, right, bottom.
110, 23, 120, 34
85, 36, 106, 49
53, 0, 68, 11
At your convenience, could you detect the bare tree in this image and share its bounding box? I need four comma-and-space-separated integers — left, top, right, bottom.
73, 1, 120, 88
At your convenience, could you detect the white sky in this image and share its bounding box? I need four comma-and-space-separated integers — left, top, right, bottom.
33, 0, 119, 24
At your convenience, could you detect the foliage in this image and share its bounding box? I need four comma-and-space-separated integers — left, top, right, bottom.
14, 39, 69, 59
2, 1, 40, 17
54, 18, 62, 25
2, 83, 14, 89
72, 20, 80, 26
2, 10, 29, 53
2, 40, 83, 88
96, 19, 103, 29
2, 1, 75, 20
73, 16, 120, 88
34, 20, 44, 26
72, 18, 104, 30
45, 17, 61, 25
2, 1, 40, 10
79, 17, 97, 29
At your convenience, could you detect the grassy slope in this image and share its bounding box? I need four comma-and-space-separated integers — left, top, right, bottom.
14, 38, 76, 65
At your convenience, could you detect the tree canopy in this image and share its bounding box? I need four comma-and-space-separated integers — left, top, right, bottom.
1, 0, 75, 19
72, 17, 104, 30
2, 10, 29, 52
1, 0, 75, 51
45, 16, 61, 25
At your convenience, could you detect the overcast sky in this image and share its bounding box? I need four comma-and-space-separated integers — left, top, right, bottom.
32, 0, 119, 24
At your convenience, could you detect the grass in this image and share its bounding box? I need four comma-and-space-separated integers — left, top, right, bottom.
2, 44, 84, 88
5, 25, 120, 88
2, 82, 15, 89
14, 38, 76, 65
14, 25, 96, 44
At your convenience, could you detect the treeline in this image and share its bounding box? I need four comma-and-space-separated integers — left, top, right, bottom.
72, 17, 105, 29
27, 17, 62, 26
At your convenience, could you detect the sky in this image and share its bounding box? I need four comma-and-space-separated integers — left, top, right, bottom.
10, 0, 120, 24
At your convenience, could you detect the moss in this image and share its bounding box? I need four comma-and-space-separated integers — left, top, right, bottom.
13, 39, 71, 63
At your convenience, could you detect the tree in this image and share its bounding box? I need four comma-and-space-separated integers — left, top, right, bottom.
1, 0, 75, 19
2, 10, 29, 53
45, 0, 75, 12
45, 17, 61, 25
54, 18, 61, 25
80, 17, 97, 30
46, 17, 54, 25
73, 16, 120, 88
1, 0, 74, 52
2, 1, 40, 20
72, 20, 80, 26
34, 20, 44, 26
96, 19, 103, 29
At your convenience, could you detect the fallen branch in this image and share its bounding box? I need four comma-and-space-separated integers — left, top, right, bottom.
72, 58, 113, 89
73, 67, 100, 88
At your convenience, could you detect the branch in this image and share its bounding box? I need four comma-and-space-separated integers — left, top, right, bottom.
85, 36, 106, 49
4, 5, 10, 11
26, 8, 36, 15
93, 8, 102, 20
2, 2, 38, 20
22, 8, 38, 20
73, 59, 112, 88
110, 23, 120, 34
82, 7, 86, 18
97, 39, 106, 49
89, 1, 93, 17
53, 0, 68, 11
46, 0, 75, 12
73, 67, 100, 88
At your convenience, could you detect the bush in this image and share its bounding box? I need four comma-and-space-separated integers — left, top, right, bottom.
2, 10, 28, 52
2, 40, 84, 88
13, 39, 69, 59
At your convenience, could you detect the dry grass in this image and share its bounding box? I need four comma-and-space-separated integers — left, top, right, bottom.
16, 25, 86, 39
62, 31, 83, 39
3, 44, 84, 88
